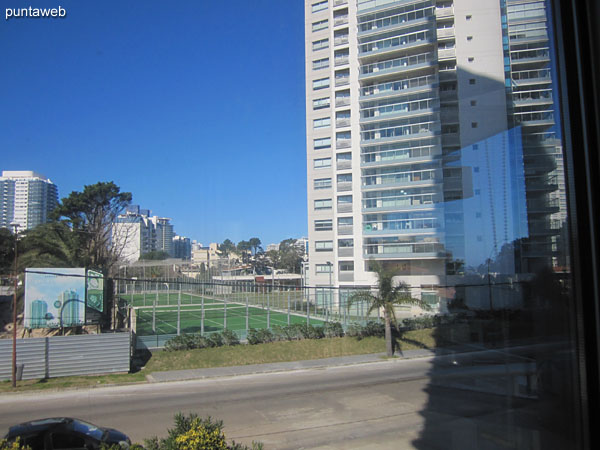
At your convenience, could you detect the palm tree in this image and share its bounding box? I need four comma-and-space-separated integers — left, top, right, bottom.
348, 262, 430, 357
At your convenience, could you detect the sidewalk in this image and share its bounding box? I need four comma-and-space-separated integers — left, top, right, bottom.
146, 348, 440, 383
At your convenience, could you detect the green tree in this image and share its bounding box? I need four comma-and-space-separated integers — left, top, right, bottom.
218, 239, 236, 257
17, 222, 80, 270
278, 238, 304, 274
348, 262, 430, 357
248, 237, 262, 256
139, 250, 169, 261
52, 181, 132, 274
0, 228, 15, 275
237, 240, 251, 264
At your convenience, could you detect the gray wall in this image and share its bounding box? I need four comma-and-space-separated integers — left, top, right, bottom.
0, 333, 130, 381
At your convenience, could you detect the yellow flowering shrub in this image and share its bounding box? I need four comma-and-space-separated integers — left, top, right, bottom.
0, 438, 30, 450
174, 419, 227, 450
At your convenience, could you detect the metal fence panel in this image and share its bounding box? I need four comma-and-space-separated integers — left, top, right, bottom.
0, 333, 130, 381
0, 338, 47, 380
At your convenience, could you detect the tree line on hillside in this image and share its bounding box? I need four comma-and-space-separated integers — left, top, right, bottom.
217, 237, 305, 274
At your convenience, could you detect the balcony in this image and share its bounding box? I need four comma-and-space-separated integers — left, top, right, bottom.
335, 35, 349, 47
335, 76, 350, 86
334, 15, 349, 27
360, 52, 434, 80
336, 139, 352, 149
336, 118, 351, 127
362, 150, 438, 169
335, 56, 349, 66
359, 35, 434, 59
338, 247, 353, 257
438, 69, 457, 82
338, 225, 354, 235
337, 160, 352, 170
436, 27, 455, 39
333, 0, 348, 6
527, 198, 560, 214
339, 271, 354, 282
360, 74, 437, 100
362, 169, 441, 190
362, 195, 440, 213
442, 132, 460, 147
364, 242, 446, 259
337, 182, 353, 192
435, 6, 454, 18
338, 203, 353, 213
336, 97, 351, 107
438, 48, 456, 60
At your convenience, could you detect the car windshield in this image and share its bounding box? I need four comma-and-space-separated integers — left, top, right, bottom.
69, 420, 104, 440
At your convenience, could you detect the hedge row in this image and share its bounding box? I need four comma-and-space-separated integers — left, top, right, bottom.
164, 330, 240, 352
247, 322, 344, 344
164, 316, 445, 351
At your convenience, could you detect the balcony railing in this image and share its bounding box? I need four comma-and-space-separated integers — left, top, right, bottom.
336, 118, 351, 127
435, 6, 454, 18
361, 74, 436, 98
436, 27, 455, 39
364, 242, 446, 258
334, 16, 349, 26
338, 225, 354, 235
362, 145, 437, 165
363, 194, 440, 211
338, 247, 354, 257
335, 76, 350, 86
334, 36, 349, 46
438, 48, 456, 59
363, 168, 439, 188
337, 203, 353, 213
336, 97, 351, 107
337, 160, 352, 170
339, 272, 354, 282
334, 0, 348, 6
335, 57, 350, 66
361, 52, 434, 76
336, 139, 352, 149
337, 182, 353, 191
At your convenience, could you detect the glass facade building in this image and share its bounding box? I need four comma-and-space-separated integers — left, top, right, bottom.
0, 170, 58, 231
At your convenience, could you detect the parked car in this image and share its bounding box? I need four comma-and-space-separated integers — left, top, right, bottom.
4, 417, 131, 450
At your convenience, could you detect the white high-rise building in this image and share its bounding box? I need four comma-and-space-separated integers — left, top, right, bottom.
0, 170, 58, 231
305, 0, 563, 308
112, 206, 176, 262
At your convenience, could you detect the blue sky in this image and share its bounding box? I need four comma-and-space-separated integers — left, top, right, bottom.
0, 0, 307, 247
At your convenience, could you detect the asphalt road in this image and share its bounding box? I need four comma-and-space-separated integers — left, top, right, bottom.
0, 358, 436, 449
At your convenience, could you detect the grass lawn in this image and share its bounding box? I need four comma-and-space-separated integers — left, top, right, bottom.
0, 328, 437, 394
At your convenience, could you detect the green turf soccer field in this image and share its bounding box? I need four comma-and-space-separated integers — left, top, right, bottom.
129, 293, 325, 336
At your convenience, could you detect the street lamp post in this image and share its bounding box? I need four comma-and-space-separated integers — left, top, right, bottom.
10, 223, 19, 388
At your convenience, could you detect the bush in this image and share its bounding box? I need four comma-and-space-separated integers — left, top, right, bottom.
363, 321, 385, 337
247, 328, 274, 345
305, 324, 325, 339
164, 334, 196, 352
345, 322, 364, 339
144, 413, 262, 450
207, 332, 224, 348
221, 329, 240, 346
323, 322, 344, 338
246, 328, 261, 345
1, 438, 30, 450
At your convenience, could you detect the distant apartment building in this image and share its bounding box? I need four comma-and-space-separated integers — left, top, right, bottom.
173, 235, 192, 259
191, 243, 220, 268
304, 0, 565, 309
112, 205, 176, 262
0, 170, 58, 231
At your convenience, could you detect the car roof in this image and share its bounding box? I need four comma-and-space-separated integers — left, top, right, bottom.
6, 418, 72, 438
